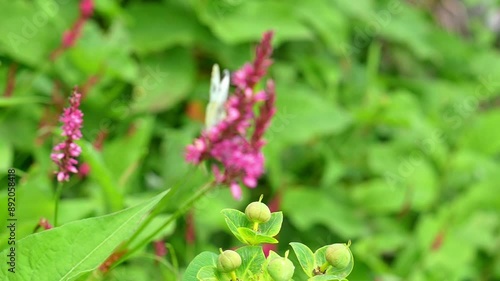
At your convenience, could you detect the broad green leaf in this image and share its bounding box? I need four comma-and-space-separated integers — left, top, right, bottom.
195, 1, 312, 44
126, 2, 198, 54
351, 179, 406, 214
235, 246, 266, 279
259, 212, 283, 237
270, 83, 352, 144
290, 242, 316, 277
99, 22, 139, 82
309, 275, 345, 281
460, 111, 500, 156
196, 266, 219, 281
377, 7, 437, 60
0, 1, 67, 66
334, 0, 375, 19
0, 107, 40, 151
282, 188, 366, 238
57, 21, 138, 83
237, 227, 279, 245
132, 47, 195, 113
295, 0, 349, 55
0, 178, 52, 251
221, 208, 250, 243
183, 252, 218, 281
0, 191, 167, 281
221, 209, 281, 245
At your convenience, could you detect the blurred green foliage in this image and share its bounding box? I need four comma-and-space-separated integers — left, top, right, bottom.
1, 0, 499, 280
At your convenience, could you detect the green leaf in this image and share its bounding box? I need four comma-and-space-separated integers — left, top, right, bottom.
126, 2, 198, 54
0, 96, 49, 107
221, 209, 281, 245
237, 227, 279, 245
196, 266, 220, 281
282, 188, 366, 238
235, 246, 266, 279
290, 242, 316, 277
351, 179, 406, 214
182, 251, 218, 281
0, 1, 65, 67
195, 1, 311, 44
270, 83, 352, 144
259, 212, 283, 237
309, 275, 343, 281
0, 191, 167, 281
460, 111, 500, 156
221, 208, 250, 243
132, 47, 196, 113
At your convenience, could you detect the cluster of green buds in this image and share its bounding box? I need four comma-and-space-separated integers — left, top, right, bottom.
184, 195, 354, 281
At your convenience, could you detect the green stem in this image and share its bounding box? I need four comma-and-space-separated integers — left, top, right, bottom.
230, 271, 237, 281
319, 261, 330, 273
115, 181, 215, 267
252, 221, 259, 232
53, 181, 64, 226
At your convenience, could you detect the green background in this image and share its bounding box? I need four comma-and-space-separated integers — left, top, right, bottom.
0, 0, 499, 280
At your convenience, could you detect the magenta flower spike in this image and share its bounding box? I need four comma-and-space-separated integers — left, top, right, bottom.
185, 31, 276, 200
80, 0, 94, 19
51, 87, 84, 182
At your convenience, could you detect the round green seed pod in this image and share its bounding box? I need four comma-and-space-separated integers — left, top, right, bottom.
217, 250, 242, 273
267, 257, 295, 281
245, 201, 271, 223
325, 243, 351, 270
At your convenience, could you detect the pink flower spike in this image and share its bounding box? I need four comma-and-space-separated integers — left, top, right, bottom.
80, 0, 94, 18
51, 87, 84, 182
185, 31, 276, 200
185, 138, 207, 164
243, 176, 257, 188
230, 182, 242, 200
212, 165, 225, 183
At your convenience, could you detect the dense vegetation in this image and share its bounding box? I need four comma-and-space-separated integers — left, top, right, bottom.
1, 0, 499, 280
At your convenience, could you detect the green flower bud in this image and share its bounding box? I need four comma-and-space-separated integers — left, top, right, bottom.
267, 256, 295, 281
217, 250, 242, 273
325, 243, 351, 270
245, 201, 271, 224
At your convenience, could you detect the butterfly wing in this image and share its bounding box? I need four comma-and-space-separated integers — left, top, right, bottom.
206, 64, 230, 129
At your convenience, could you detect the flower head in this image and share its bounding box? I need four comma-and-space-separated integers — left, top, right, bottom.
52, 0, 94, 59
80, 0, 94, 18
185, 31, 276, 200
51, 87, 84, 182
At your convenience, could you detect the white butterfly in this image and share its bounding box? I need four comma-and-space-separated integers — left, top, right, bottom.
205, 64, 230, 129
